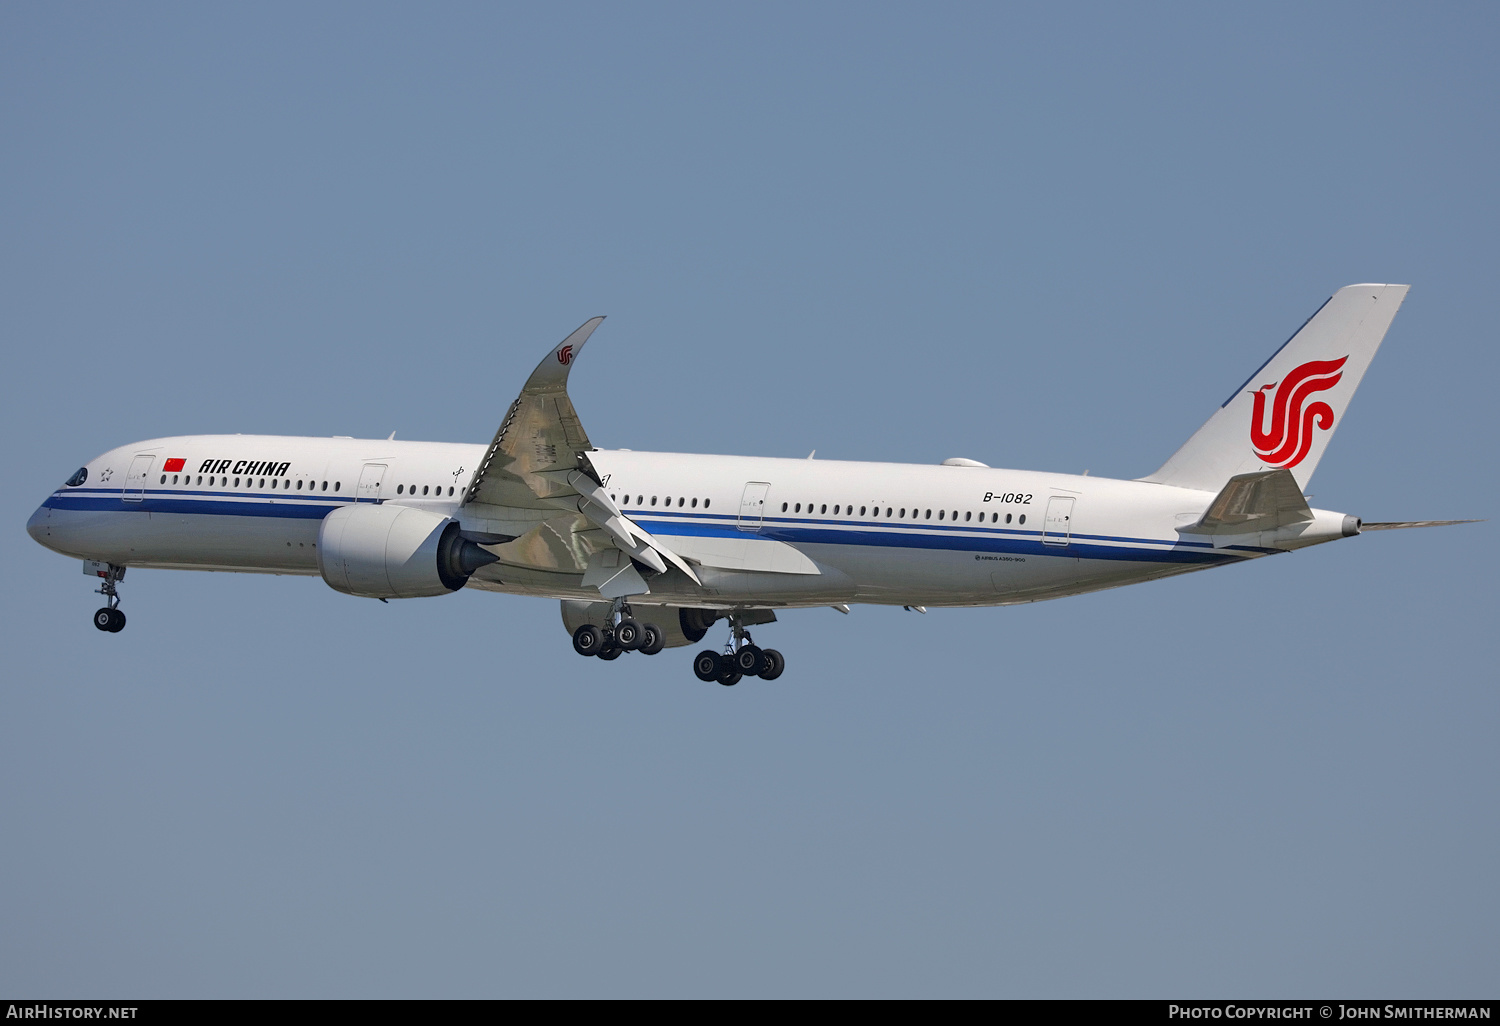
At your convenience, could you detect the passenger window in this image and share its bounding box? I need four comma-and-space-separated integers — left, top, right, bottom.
334, 482, 340, 492
296, 480, 303, 490
234, 477, 241, 487
159, 475, 166, 484
692, 498, 698, 508
964, 511, 972, 521
860, 506, 867, 516
991, 512, 998, 523
938, 509, 944, 520
448, 486, 454, 496
397, 484, 404, 494
1005, 513, 1012, 523
637, 495, 644, 505
423, 485, 429, 495
794, 503, 801, 513
1019, 514, 1026, 525
924, 509, 931, 520
782, 503, 788, 512
833, 505, 840, 515
678, 497, 685, 507
704, 499, 710, 508
820, 504, 827, 514
651, 496, 657, 506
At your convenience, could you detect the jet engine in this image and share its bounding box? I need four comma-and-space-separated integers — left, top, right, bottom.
318, 503, 497, 599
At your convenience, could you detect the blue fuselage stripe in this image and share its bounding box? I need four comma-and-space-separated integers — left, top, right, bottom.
42, 491, 1260, 564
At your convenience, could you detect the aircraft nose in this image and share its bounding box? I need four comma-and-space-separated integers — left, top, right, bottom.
27, 503, 51, 543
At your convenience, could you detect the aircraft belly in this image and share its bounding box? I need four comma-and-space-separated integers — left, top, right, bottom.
33, 507, 318, 572
800, 541, 1235, 606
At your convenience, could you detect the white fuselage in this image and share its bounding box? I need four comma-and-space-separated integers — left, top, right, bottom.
27, 434, 1356, 611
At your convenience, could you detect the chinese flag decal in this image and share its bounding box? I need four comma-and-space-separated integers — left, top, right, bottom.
164, 458, 186, 472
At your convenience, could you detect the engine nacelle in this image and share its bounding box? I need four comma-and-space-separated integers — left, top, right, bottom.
318, 503, 496, 599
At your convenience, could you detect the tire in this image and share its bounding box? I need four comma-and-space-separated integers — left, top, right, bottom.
597, 643, 622, 661
715, 663, 742, 687
614, 618, 642, 650
639, 623, 665, 656
693, 650, 721, 682
734, 644, 763, 675
93, 608, 114, 632
572, 623, 604, 657
108, 609, 126, 632
758, 648, 785, 680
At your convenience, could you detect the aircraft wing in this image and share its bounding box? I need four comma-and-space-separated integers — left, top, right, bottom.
460, 318, 698, 595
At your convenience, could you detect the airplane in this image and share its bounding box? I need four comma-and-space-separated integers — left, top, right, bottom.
27, 283, 1473, 685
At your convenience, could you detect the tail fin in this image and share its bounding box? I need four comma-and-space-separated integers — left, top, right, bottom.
1141, 284, 1409, 492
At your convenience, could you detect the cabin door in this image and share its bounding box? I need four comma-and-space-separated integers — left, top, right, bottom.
122, 454, 155, 502
357, 463, 388, 502
1042, 496, 1075, 546
738, 482, 770, 532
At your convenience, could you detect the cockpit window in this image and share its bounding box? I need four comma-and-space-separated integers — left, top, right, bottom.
65, 467, 88, 487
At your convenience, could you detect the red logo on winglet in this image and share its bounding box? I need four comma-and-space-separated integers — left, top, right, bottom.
1250, 357, 1347, 469
163, 458, 186, 472
557, 345, 574, 365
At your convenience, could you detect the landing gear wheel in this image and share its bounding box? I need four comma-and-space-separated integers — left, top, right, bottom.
93, 608, 116, 632
108, 609, 126, 633
693, 650, 721, 682
572, 623, 605, 657
715, 662, 743, 686
758, 649, 785, 680
639, 623, 665, 656
614, 618, 643, 650
734, 644, 763, 675
597, 643, 623, 661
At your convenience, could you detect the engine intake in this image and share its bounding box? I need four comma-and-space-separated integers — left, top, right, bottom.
318, 503, 497, 599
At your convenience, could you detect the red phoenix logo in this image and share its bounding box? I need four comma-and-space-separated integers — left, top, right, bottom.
1249, 356, 1347, 469
557, 345, 574, 365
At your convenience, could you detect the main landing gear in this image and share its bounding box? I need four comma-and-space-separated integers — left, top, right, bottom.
571, 601, 666, 661
91, 563, 127, 633
692, 618, 784, 687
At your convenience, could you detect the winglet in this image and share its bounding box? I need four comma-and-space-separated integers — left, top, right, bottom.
521, 317, 605, 395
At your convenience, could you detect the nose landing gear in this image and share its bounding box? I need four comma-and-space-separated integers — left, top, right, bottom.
692, 616, 784, 686
89, 563, 127, 633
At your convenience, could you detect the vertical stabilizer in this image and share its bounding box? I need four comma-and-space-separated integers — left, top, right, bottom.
1141, 284, 1409, 492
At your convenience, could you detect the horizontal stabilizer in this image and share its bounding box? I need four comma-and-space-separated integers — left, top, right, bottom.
1181, 468, 1312, 536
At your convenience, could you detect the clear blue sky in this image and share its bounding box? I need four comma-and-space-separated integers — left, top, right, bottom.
2, 1, 1495, 998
